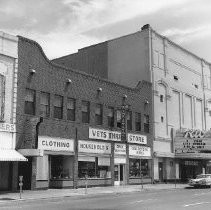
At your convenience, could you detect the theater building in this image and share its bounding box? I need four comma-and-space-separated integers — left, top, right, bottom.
53, 24, 211, 182
16, 35, 153, 190
0, 32, 27, 191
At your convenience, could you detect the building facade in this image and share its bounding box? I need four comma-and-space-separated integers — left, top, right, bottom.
53, 24, 211, 182
0, 32, 27, 191
16, 36, 153, 190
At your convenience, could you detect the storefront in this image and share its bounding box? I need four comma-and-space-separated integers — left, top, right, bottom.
0, 123, 27, 191
78, 140, 112, 187
129, 144, 152, 184
174, 129, 211, 182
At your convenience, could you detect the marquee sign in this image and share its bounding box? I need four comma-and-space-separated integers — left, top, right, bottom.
174, 129, 211, 153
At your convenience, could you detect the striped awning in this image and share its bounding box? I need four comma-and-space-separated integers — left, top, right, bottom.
0, 149, 27, 161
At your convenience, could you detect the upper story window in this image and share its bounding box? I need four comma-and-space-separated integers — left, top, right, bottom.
107, 107, 114, 128
135, 112, 141, 131
40, 92, 50, 117
82, 100, 90, 123
127, 111, 132, 130
160, 95, 164, 102
95, 103, 103, 125
67, 98, 76, 121
25, 88, 36, 115
53, 95, 63, 119
117, 109, 121, 128
0, 74, 5, 121
144, 114, 150, 133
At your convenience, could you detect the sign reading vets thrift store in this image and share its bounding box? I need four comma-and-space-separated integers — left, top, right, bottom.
38, 136, 74, 152
174, 129, 211, 153
79, 140, 111, 154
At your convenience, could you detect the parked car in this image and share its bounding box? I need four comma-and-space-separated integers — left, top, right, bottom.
189, 174, 211, 188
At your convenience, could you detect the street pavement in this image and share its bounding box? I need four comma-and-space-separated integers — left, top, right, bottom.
0, 183, 185, 202
1, 184, 211, 210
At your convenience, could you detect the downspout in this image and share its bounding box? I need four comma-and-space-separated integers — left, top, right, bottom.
35, 117, 43, 149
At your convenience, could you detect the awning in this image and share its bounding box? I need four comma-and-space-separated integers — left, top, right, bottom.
0, 149, 27, 161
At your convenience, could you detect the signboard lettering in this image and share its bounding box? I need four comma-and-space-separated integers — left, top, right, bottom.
114, 143, 126, 155
0, 123, 16, 133
128, 134, 147, 144
184, 129, 205, 138
38, 136, 74, 152
129, 145, 151, 157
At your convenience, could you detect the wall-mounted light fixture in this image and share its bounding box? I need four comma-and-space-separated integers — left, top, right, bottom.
144, 99, 149, 104
66, 79, 72, 84
97, 87, 102, 92
123, 94, 127, 99
30, 69, 36, 74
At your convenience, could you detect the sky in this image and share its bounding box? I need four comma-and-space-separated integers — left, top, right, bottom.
1, 0, 211, 61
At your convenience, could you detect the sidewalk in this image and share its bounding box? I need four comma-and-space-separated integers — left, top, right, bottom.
0, 183, 187, 202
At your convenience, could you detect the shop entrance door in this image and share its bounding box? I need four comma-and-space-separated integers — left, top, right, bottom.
159, 162, 163, 182
114, 164, 125, 185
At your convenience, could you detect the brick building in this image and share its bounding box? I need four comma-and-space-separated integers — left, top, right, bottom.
53, 24, 211, 182
15, 36, 153, 190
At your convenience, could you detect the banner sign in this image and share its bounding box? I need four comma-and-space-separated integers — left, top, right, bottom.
174, 129, 211, 153
114, 143, 126, 155
89, 128, 147, 144
129, 145, 151, 157
89, 128, 121, 141
0, 123, 16, 133
38, 136, 74, 152
127, 133, 147, 145
79, 140, 111, 154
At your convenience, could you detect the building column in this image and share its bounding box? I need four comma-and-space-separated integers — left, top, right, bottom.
31, 157, 37, 190
73, 127, 78, 189
125, 143, 129, 185
110, 142, 115, 186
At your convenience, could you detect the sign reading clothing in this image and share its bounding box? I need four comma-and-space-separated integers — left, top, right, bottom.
38, 136, 74, 152
129, 145, 151, 157
79, 140, 111, 154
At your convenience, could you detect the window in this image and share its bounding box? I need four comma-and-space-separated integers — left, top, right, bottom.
174, 75, 178, 81
117, 109, 121, 128
0, 74, 5, 120
161, 116, 164, 123
82, 100, 90, 123
144, 114, 150, 133
107, 107, 114, 128
127, 111, 132, 130
160, 95, 164, 102
25, 89, 36, 115
53, 95, 63, 119
129, 159, 150, 178
40, 92, 50, 117
67, 98, 76, 121
95, 103, 103, 125
135, 112, 141, 131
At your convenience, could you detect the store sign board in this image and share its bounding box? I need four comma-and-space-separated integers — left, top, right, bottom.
0, 123, 16, 133
175, 129, 211, 153
127, 133, 147, 145
78, 140, 111, 154
129, 145, 151, 157
114, 143, 126, 155
38, 136, 74, 152
89, 127, 147, 144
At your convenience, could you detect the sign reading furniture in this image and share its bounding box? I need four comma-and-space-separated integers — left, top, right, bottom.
89, 128, 147, 144
174, 129, 211, 153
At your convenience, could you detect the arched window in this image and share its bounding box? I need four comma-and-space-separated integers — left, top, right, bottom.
0, 74, 5, 121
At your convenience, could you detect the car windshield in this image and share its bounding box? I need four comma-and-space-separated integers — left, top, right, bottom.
196, 174, 210, 179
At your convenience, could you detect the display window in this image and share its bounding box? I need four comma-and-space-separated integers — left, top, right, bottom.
129, 159, 151, 178
78, 156, 111, 179
50, 155, 74, 180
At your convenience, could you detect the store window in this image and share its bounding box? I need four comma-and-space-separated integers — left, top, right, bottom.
117, 109, 121, 128
144, 114, 150, 133
82, 100, 90, 123
135, 112, 141, 131
78, 157, 111, 179
67, 98, 76, 121
50, 156, 73, 180
107, 107, 114, 128
25, 88, 36, 115
127, 111, 132, 130
129, 159, 150, 178
53, 95, 63, 119
40, 92, 50, 117
0, 74, 5, 121
95, 103, 103, 125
